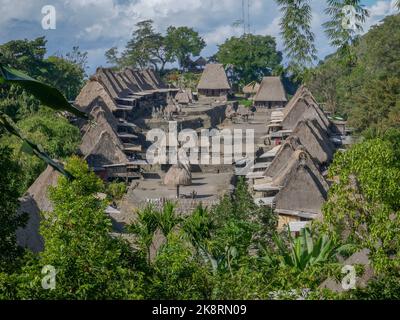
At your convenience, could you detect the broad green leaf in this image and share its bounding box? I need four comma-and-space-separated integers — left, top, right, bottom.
0, 65, 88, 119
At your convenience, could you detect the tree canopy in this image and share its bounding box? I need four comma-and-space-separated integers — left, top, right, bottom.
216, 34, 283, 86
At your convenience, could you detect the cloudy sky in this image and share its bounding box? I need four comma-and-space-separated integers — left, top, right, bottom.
1, 0, 398, 74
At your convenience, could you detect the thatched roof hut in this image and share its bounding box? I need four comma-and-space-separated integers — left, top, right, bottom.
264, 136, 303, 178
197, 64, 230, 97
80, 107, 125, 158
242, 81, 260, 95
75, 78, 119, 113
281, 87, 331, 132
164, 164, 192, 187
274, 158, 329, 219
140, 69, 160, 90
85, 131, 128, 168
16, 165, 60, 252
254, 77, 287, 108
275, 150, 328, 190
292, 120, 335, 167
26, 165, 60, 213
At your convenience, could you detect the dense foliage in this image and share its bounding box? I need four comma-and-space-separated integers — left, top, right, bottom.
307, 14, 400, 134
106, 20, 205, 72
216, 34, 283, 86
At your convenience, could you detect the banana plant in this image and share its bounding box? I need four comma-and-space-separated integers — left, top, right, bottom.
0, 64, 88, 179
273, 227, 346, 271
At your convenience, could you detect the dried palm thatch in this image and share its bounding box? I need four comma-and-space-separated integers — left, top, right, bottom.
80, 108, 124, 156
271, 150, 323, 188
242, 81, 260, 95
15, 165, 61, 252
292, 120, 334, 166
75, 78, 119, 113
197, 64, 230, 90
264, 136, 303, 178
85, 131, 128, 168
26, 165, 60, 212
274, 159, 329, 218
140, 69, 159, 90
281, 94, 330, 132
254, 77, 287, 103
164, 164, 192, 187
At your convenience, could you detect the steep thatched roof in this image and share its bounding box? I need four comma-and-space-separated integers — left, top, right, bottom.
85, 131, 128, 168
146, 69, 168, 89
93, 67, 121, 99
281, 89, 330, 132
197, 64, 230, 90
80, 107, 124, 156
274, 159, 329, 217
79, 98, 119, 135
254, 77, 287, 102
16, 195, 44, 253
271, 150, 325, 189
292, 120, 335, 166
264, 136, 303, 178
16, 165, 61, 252
140, 69, 160, 90
27, 165, 60, 212
242, 81, 260, 94
164, 164, 192, 186
75, 78, 119, 113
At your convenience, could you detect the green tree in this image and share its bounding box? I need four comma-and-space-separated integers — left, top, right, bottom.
216, 34, 283, 86
0, 147, 26, 272
321, 136, 400, 273
43, 56, 86, 100
1, 110, 81, 192
17, 157, 144, 299
165, 26, 206, 70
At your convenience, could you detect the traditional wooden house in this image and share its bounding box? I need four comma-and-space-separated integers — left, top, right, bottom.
280, 88, 331, 132
253, 76, 287, 108
197, 64, 231, 100
274, 158, 329, 228
253, 148, 329, 227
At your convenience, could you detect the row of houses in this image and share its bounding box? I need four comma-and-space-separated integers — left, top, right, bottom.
247, 86, 342, 231
197, 65, 289, 109
243, 76, 288, 109
74, 67, 182, 180
16, 68, 180, 252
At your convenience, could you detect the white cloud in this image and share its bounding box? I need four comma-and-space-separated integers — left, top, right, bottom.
0, 0, 396, 74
